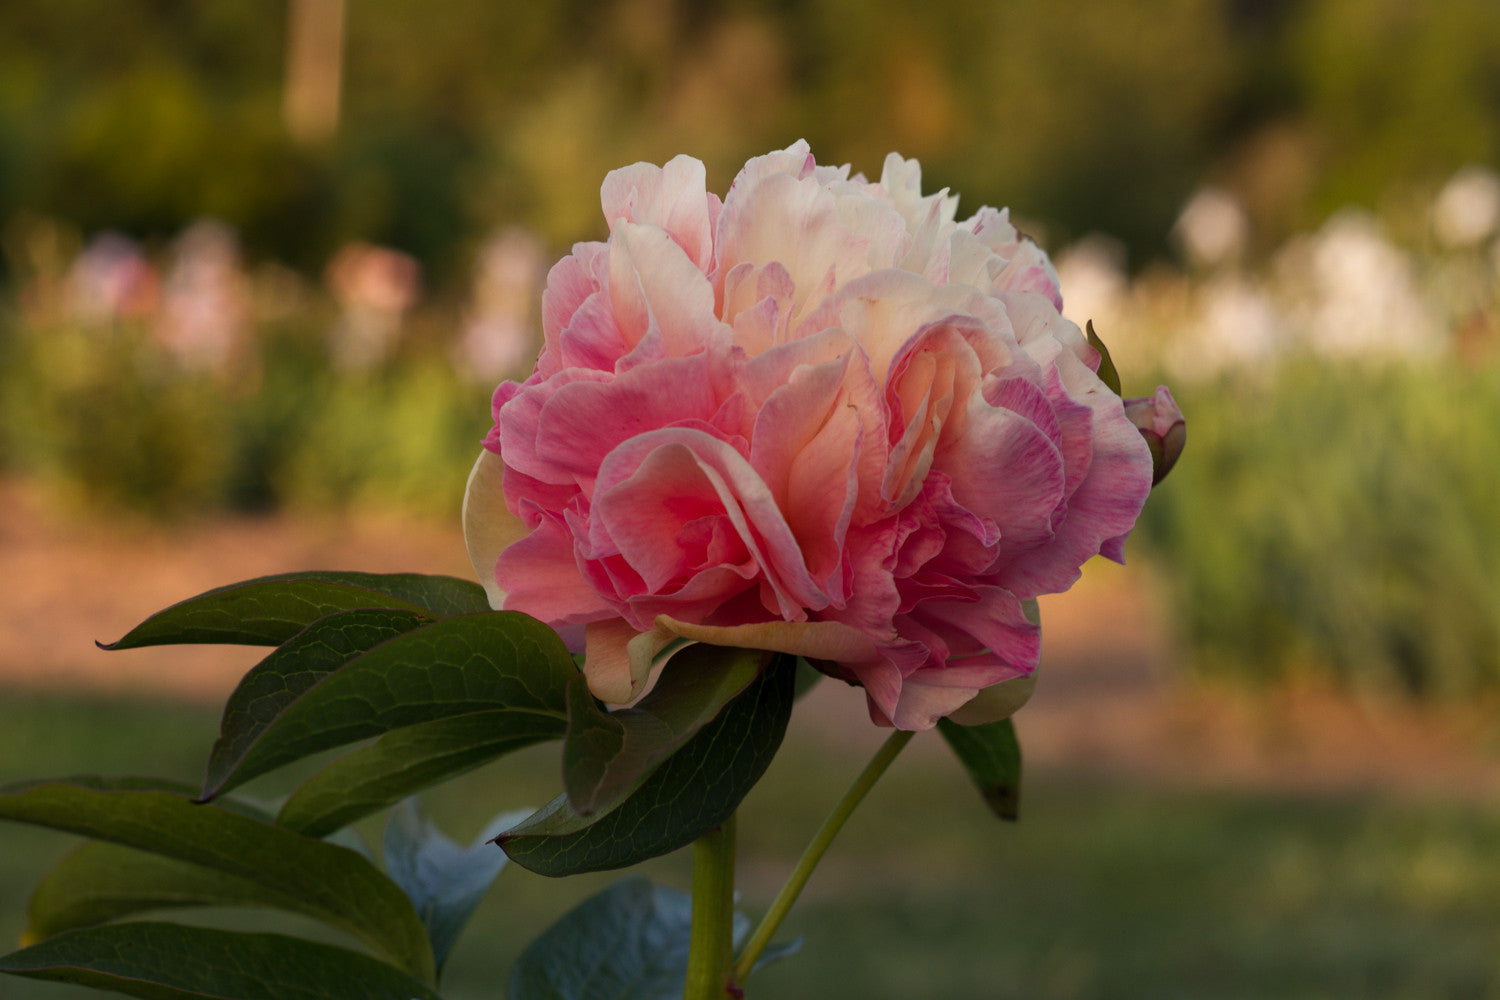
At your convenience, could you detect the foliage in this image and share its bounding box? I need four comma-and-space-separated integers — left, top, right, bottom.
1136, 358, 1500, 697
5, 691, 1500, 999
0, 573, 1021, 999
1, 0, 1497, 277
0, 311, 493, 519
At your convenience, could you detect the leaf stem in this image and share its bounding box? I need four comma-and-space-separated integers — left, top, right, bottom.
734, 728, 914, 982
683, 813, 739, 1000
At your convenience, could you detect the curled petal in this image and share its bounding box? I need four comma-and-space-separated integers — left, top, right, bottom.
582, 619, 680, 704
655, 614, 881, 664
601, 154, 716, 270
945, 674, 1038, 726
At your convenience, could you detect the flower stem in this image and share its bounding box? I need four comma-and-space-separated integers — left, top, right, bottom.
683, 813, 739, 1000
734, 728, 915, 982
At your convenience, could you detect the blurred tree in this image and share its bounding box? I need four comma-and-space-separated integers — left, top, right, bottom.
285, 0, 346, 144
1, 0, 1497, 282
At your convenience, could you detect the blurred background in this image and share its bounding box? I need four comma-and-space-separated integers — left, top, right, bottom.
2, 0, 1500, 996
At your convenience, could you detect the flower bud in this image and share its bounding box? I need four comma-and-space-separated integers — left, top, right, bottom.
1124, 386, 1185, 485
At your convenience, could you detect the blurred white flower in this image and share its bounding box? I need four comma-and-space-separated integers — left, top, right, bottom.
1172, 186, 1248, 269
1167, 275, 1283, 379
156, 220, 249, 373
326, 242, 421, 369
453, 228, 544, 381
1055, 233, 1128, 331
1280, 210, 1439, 357
1432, 166, 1500, 250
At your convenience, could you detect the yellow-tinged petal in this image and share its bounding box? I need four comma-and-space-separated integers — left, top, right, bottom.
582, 619, 679, 704
461, 450, 528, 610
944, 673, 1038, 726
653, 615, 879, 664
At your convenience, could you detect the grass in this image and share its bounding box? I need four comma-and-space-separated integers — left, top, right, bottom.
1, 688, 1499, 999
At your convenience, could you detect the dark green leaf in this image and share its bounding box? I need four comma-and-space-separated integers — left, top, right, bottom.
276, 710, 565, 837
508, 878, 727, 1000
563, 644, 766, 817
26, 841, 315, 941
792, 657, 824, 700
383, 799, 533, 972
1086, 320, 1122, 396
202, 611, 575, 800
0, 778, 434, 982
203, 609, 432, 798
508, 878, 797, 1000
936, 716, 1022, 821
0, 922, 442, 1000
101, 571, 488, 650
500, 653, 795, 877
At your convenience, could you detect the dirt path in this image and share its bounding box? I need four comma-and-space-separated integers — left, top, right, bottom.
4, 479, 1498, 801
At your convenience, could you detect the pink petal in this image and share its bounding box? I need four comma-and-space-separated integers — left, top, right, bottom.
497, 367, 611, 486
497, 512, 617, 626
936, 388, 1067, 559
600, 155, 716, 271
714, 171, 875, 328
607, 222, 726, 360
591, 428, 828, 619
533, 352, 732, 488
998, 366, 1152, 597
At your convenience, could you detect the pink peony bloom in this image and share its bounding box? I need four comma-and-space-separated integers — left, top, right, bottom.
464, 141, 1158, 730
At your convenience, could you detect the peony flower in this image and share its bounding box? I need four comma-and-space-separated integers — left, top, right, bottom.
465, 141, 1160, 730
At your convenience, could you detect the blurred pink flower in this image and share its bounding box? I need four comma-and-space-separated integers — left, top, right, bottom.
465, 141, 1156, 730
156, 220, 248, 373
326, 242, 421, 369
67, 232, 159, 325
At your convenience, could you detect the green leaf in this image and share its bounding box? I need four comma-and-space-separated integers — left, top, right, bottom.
1085, 320, 1123, 396
277, 709, 565, 837
563, 644, 766, 817
0, 922, 442, 1000
793, 657, 825, 699
0, 778, 434, 982
101, 571, 488, 650
508, 878, 798, 1000
201, 611, 575, 800
383, 799, 533, 972
500, 653, 796, 877
203, 608, 433, 798
26, 841, 316, 941
936, 716, 1022, 821
509, 878, 727, 1000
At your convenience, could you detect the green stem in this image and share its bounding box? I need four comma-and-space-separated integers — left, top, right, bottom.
734, 729, 915, 982
683, 813, 739, 1000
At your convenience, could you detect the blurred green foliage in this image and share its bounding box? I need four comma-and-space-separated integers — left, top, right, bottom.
0, 309, 493, 518
2, 0, 1498, 697
1137, 359, 1500, 697
1, 0, 1497, 280
2, 691, 1499, 998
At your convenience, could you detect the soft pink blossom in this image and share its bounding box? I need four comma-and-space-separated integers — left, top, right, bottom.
465, 141, 1158, 730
